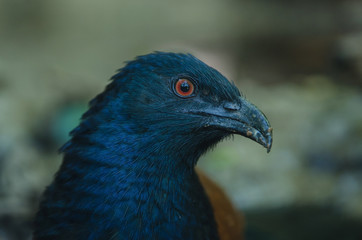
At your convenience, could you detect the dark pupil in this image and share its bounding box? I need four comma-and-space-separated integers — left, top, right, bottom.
180, 81, 190, 92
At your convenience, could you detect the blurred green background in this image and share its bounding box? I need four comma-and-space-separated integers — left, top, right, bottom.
1, 0, 362, 239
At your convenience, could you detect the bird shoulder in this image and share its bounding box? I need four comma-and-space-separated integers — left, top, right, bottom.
196, 168, 244, 240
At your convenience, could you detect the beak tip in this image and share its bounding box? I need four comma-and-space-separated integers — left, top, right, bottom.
266, 144, 271, 153
265, 129, 273, 153
263, 138, 272, 153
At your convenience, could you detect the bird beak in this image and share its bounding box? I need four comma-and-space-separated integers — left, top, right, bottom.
200, 96, 273, 152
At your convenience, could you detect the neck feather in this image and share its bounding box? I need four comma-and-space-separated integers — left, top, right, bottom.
34, 132, 220, 240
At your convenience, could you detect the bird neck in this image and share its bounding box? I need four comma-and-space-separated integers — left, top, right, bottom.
42, 130, 220, 239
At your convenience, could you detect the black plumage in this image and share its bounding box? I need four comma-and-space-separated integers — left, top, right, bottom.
33, 52, 272, 240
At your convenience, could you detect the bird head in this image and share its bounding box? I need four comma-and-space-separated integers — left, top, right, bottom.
65, 52, 272, 168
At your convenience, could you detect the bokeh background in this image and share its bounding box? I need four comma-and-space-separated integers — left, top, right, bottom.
1, 0, 362, 239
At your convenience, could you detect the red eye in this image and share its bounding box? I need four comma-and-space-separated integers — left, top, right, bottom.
174, 79, 195, 97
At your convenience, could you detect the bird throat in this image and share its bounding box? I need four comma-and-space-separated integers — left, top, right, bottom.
37, 134, 220, 239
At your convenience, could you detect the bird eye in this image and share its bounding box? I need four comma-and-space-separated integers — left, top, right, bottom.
174, 79, 195, 97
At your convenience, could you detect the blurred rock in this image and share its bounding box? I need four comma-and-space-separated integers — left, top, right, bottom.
244, 205, 362, 240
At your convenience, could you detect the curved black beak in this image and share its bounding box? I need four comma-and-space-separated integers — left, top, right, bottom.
198, 96, 273, 152
231, 97, 273, 152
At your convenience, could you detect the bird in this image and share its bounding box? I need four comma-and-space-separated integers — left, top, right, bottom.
33, 52, 272, 240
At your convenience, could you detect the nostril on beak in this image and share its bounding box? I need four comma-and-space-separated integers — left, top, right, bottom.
223, 102, 240, 111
